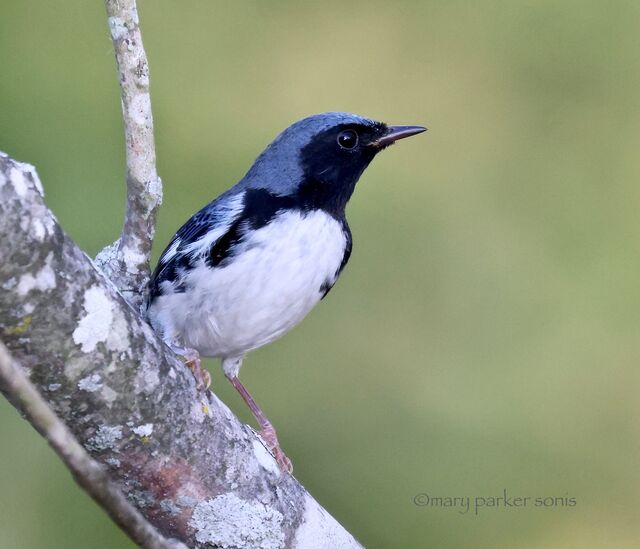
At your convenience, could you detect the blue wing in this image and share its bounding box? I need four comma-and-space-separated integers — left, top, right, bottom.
148, 189, 245, 300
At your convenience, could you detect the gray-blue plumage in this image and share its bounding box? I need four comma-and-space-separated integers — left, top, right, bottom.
241, 112, 379, 195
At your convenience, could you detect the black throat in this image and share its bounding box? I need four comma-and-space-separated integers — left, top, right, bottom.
293, 176, 354, 219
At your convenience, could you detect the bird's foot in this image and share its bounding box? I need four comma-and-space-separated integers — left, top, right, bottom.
259, 424, 292, 474
185, 353, 211, 391
169, 343, 211, 391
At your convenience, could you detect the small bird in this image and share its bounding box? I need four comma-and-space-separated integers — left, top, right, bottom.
147, 112, 425, 471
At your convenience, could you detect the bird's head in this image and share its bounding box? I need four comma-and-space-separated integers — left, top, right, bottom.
243, 112, 426, 214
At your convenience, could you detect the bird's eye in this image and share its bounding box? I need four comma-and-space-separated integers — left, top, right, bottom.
337, 130, 358, 150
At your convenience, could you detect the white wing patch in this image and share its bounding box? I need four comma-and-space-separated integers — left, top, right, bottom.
183, 193, 245, 257
159, 238, 181, 265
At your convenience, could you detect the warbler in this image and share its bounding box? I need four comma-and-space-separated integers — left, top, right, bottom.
147, 112, 426, 471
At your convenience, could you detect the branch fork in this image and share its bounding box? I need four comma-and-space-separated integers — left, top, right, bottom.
0, 1, 364, 547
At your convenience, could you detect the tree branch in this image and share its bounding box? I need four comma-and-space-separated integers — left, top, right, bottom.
0, 153, 363, 548
1, 2, 364, 546
96, 0, 162, 310
0, 342, 187, 549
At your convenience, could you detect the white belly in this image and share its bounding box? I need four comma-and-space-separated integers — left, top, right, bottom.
150, 210, 347, 358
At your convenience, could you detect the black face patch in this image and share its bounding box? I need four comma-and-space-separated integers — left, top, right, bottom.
298, 122, 386, 217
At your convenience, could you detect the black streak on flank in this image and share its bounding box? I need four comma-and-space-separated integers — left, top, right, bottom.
207, 188, 296, 268
320, 220, 352, 299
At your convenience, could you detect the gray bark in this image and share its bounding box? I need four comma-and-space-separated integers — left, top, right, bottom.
0, 342, 187, 549
96, 0, 163, 310
0, 153, 363, 548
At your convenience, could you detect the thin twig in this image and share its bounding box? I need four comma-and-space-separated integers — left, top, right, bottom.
98, 0, 162, 309
0, 342, 187, 549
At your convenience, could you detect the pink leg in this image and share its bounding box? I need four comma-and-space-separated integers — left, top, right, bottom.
227, 375, 292, 473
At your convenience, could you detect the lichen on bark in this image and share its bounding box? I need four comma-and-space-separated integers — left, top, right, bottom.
0, 153, 363, 548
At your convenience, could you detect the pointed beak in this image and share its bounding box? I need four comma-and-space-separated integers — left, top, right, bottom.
373, 125, 427, 148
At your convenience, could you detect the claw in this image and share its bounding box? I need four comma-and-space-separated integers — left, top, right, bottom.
260, 424, 293, 474
168, 342, 211, 391
185, 356, 211, 391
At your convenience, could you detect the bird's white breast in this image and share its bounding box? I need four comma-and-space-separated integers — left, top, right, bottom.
149, 209, 347, 359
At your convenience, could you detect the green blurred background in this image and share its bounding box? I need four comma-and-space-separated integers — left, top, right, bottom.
1, 1, 639, 547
